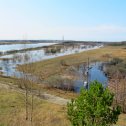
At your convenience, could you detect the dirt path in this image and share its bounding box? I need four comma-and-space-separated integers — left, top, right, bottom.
0, 82, 70, 105
40, 92, 70, 105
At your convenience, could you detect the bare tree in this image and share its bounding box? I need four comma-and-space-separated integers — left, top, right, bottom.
109, 71, 126, 113
21, 54, 36, 123
15, 43, 37, 123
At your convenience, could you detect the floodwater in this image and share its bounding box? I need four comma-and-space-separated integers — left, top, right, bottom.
74, 62, 108, 92
0, 43, 103, 77
0, 42, 107, 93
0, 43, 56, 52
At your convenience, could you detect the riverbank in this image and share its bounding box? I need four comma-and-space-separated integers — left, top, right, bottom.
18, 45, 126, 80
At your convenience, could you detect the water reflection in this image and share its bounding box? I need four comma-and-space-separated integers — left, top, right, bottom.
0, 44, 103, 77
74, 62, 108, 92
0, 43, 57, 52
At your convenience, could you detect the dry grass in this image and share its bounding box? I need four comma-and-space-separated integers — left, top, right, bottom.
43, 86, 78, 99
0, 75, 17, 84
0, 75, 77, 99
117, 114, 126, 126
0, 86, 126, 126
0, 86, 70, 126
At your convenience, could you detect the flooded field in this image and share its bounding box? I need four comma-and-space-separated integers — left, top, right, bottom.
0, 42, 103, 77
0, 42, 56, 53
0, 42, 107, 92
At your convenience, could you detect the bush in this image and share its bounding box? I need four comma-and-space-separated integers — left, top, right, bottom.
102, 53, 112, 58
67, 81, 121, 126
60, 60, 68, 66
46, 75, 74, 91
110, 58, 123, 65
51, 48, 57, 53
45, 47, 61, 54
106, 58, 126, 77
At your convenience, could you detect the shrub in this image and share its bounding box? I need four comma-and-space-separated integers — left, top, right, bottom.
110, 58, 123, 65
46, 75, 74, 91
67, 81, 121, 126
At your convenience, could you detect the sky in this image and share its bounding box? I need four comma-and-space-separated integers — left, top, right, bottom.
0, 0, 126, 41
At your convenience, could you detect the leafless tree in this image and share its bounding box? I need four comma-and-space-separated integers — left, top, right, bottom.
109, 71, 126, 113
14, 43, 37, 124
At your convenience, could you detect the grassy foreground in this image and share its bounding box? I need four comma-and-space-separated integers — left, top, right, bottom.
0, 85, 70, 126
0, 83, 126, 126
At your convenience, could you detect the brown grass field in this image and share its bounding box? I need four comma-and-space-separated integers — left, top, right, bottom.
0, 85, 70, 126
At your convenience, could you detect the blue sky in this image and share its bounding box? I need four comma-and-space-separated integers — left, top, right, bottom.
0, 0, 126, 41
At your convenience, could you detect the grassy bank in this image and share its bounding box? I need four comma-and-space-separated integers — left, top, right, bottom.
0, 75, 77, 100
